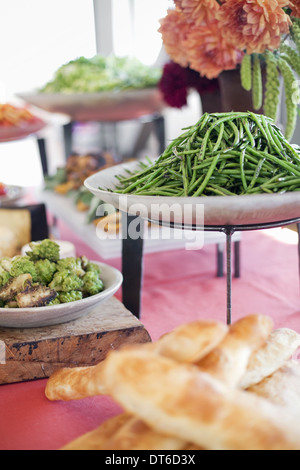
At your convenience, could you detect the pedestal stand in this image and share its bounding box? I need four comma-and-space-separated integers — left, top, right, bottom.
152, 217, 300, 325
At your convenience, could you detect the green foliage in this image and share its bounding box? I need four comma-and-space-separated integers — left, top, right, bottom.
240, 18, 300, 141
278, 57, 299, 142
240, 54, 252, 91
280, 43, 300, 76
264, 50, 280, 121
252, 55, 263, 111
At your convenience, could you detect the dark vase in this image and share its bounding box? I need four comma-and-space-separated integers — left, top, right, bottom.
200, 89, 223, 114
218, 68, 265, 114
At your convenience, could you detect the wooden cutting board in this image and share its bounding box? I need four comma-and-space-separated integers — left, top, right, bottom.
0, 297, 151, 385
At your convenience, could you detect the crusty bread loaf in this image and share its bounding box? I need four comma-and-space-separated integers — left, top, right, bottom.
239, 328, 300, 389
152, 320, 228, 363
46, 319, 228, 401
62, 413, 130, 450
248, 360, 300, 413
195, 315, 274, 387
45, 363, 106, 401
44, 314, 300, 450
101, 347, 300, 450
63, 412, 192, 451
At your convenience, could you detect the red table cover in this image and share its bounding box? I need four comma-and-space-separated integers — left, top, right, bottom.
0, 225, 299, 450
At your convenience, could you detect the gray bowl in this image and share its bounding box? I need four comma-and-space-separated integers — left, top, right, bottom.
0, 262, 123, 328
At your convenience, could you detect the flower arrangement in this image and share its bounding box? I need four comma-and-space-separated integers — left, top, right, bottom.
159, 0, 300, 140
158, 61, 220, 108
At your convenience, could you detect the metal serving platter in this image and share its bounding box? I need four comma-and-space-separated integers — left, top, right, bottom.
84, 161, 300, 228
17, 88, 165, 122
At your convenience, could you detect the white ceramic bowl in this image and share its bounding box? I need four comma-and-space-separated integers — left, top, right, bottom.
0, 261, 123, 328
84, 161, 300, 227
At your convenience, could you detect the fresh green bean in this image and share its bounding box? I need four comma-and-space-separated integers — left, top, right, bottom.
109, 112, 300, 197
240, 149, 248, 192
193, 154, 220, 197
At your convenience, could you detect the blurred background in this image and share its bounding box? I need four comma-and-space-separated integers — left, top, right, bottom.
0, 0, 200, 187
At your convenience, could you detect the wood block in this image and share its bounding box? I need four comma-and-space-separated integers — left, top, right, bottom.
0, 297, 151, 385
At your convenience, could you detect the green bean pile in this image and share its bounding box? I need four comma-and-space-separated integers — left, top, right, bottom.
110, 112, 300, 197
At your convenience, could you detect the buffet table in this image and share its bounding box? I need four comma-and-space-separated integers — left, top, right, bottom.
0, 225, 299, 450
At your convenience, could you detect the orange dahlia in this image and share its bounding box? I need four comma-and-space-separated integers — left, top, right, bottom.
218, 0, 292, 54
158, 9, 190, 67
184, 18, 244, 78
174, 0, 220, 24
289, 0, 300, 17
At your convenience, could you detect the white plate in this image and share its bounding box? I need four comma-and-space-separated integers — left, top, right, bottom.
0, 119, 45, 142
84, 161, 300, 227
0, 185, 25, 206
17, 89, 165, 122
0, 262, 123, 328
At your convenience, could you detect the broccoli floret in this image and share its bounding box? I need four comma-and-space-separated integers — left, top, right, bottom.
27, 239, 60, 262
35, 259, 57, 285
85, 261, 101, 276
49, 269, 83, 292
10, 256, 37, 281
82, 271, 104, 296
0, 267, 11, 287
48, 297, 61, 306
58, 291, 83, 303
56, 257, 85, 277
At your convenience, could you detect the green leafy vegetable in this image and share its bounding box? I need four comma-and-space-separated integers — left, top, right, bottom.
39, 55, 161, 94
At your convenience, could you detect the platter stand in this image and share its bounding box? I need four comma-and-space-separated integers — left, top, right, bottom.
84, 160, 300, 326
124, 215, 300, 326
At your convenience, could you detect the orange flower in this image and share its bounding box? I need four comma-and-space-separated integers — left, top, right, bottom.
158, 9, 190, 67
174, 0, 220, 24
218, 0, 291, 54
185, 18, 244, 78
289, 0, 300, 17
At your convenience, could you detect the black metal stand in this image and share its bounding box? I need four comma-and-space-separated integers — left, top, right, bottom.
147, 217, 300, 325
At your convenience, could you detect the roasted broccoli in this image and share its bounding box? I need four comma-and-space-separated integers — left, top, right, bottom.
49, 269, 83, 293
0, 267, 11, 287
82, 271, 104, 296
0, 257, 13, 273
16, 284, 58, 308
56, 257, 85, 278
0, 238, 105, 308
27, 239, 60, 262
58, 291, 83, 303
48, 297, 61, 306
0, 274, 32, 301
10, 256, 38, 281
85, 261, 102, 276
35, 259, 57, 285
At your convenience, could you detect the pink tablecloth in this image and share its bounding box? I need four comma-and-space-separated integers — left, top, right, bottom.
0, 224, 299, 450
